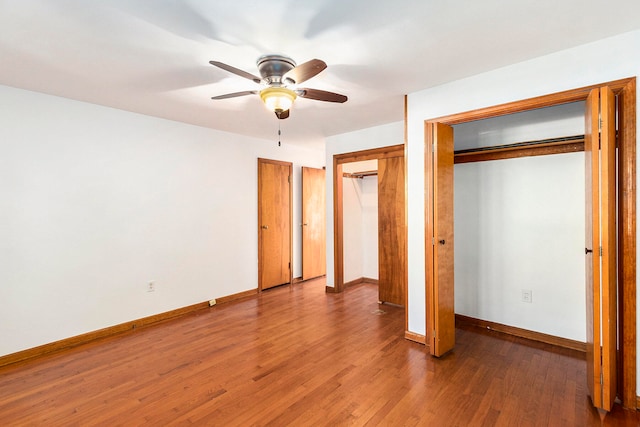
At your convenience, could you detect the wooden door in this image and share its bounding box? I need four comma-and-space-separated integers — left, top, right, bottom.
302, 167, 326, 280
585, 87, 617, 412
426, 122, 455, 356
258, 158, 292, 290
378, 156, 406, 305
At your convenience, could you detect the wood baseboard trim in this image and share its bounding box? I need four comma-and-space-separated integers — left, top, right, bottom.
327, 277, 377, 293
455, 314, 586, 353
215, 288, 258, 304
405, 331, 426, 345
293, 275, 326, 285
344, 277, 365, 288
0, 301, 209, 368
0, 288, 262, 369
344, 277, 379, 288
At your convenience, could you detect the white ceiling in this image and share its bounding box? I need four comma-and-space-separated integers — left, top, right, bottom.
2, 1, 640, 148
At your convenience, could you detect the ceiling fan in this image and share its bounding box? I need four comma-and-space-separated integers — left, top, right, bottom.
209, 55, 348, 120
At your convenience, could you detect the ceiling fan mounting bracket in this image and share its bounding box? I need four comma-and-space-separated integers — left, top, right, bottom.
257, 55, 296, 84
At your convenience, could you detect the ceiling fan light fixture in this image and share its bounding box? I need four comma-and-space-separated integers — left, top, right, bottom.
259, 87, 297, 112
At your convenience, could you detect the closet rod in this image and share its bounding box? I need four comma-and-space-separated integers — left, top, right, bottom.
454, 134, 585, 164
343, 170, 378, 179
454, 134, 584, 155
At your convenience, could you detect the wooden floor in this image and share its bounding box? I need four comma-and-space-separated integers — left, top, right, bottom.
0, 279, 637, 426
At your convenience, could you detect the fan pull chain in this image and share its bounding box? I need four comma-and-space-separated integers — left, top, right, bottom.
278, 122, 281, 147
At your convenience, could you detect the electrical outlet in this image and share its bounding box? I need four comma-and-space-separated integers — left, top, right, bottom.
147, 281, 155, 292
209, 299, 217, 307
522, 289, 532, 303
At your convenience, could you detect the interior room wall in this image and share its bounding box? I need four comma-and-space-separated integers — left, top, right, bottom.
455, 153, 584, 340
342, 176, 364, 282
361, 176, 378, 280
341, 160, 379, 282
0, 84, 324, 357
453, 103, 586, 341
454, 102, 586, 342
406, 29, 640, 387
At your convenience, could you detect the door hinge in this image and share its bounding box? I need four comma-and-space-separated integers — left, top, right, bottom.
288, 175, 291, 183
432, 144, 435, 153
600, 372, 604, 385
288, 262, 291, 270
432, 237, 435, 245
599, 246, 603, 257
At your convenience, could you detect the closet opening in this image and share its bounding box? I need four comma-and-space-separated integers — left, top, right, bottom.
332, 144, 407, 331
424, 77, 636, 409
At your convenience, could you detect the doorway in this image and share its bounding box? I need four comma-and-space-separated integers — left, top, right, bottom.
453, 101, 587, 344
341, 160, 379, 288
424, 78, 636, 409
332, 144, 407, 323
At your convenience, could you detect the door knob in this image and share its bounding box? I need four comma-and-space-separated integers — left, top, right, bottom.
303, 223, 308, 226
585, 248, 593, 254
439, 239, 446, 245
262, 225, 268, 230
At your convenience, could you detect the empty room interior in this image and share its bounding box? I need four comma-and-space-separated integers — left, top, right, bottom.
2, 1, 640, 425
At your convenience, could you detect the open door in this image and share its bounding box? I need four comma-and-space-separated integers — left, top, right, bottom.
585, 87, 617, 412
378, 156, 406, 305
302, 167, 326, 280
426, 122, 455, 356
258, 158, 292, 290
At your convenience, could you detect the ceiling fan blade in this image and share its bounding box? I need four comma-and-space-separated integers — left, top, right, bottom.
211, 90, 257, 100
209, 61, 261, 83
297, 88, 348, 103
283, 59, 327, 84
275, 110, 290, 120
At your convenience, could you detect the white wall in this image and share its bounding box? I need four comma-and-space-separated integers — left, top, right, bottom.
325, 122, 405, 288
361, 176, 378, 279
453, 103, 586, 341
406, 29, 640, 388
342, 176, 364, 282
341, 159, 379, 282
454, 102, 585, 150
455, 153, 585, 340
0, 85, 323, 357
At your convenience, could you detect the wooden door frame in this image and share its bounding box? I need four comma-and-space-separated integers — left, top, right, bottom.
423, 77, 636, 408
257, 158, 293, 291
331, 144, 407, 326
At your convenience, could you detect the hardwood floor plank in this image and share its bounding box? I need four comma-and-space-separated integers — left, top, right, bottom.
0, 279, 637, 425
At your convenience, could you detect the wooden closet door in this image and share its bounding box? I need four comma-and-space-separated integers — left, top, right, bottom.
302, 167, 326, 280
426, 122, 455, 356
585, 86, 617, 412
378, 156, 406, 306
258, 158, 292, 290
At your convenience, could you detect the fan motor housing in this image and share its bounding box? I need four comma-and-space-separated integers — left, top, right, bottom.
257, 55, 296, 84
